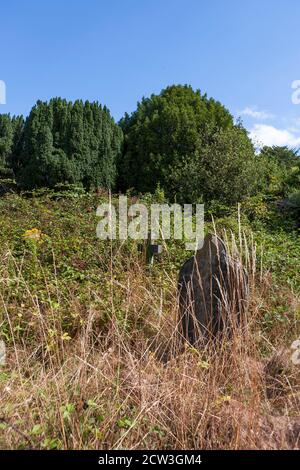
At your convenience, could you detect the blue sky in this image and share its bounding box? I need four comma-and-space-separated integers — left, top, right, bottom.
1, 0, 300, 147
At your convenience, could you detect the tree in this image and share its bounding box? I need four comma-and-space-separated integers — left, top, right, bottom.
0, 113, 24, 177
17, 98, 123, 190
0, 114, 13, 171
167, 125, 256, 204
260, 145, 299, 167
119, 84, 255, 203
255, 146, 300, 197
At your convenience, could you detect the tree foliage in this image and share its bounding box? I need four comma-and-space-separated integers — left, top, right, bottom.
2, 89, 299, 210
119, 85, 256, 203
6, 98, 123, 190
0, 114, 24, 176
255, 146, 300, 197
168, 125, 256, 204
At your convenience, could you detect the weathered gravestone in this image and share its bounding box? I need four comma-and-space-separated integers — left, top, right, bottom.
178, 233, 248, 345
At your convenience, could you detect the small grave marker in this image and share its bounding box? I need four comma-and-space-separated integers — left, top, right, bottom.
138, 233, 162, 266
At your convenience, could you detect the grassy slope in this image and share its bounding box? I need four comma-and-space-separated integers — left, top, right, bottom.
0, 189, 299, 449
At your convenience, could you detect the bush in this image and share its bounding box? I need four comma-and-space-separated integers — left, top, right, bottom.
254, 146, 300, 197
286, 191, 300, 225
167, 125, 256, 204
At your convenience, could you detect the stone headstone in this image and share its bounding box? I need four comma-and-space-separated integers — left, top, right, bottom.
178, 233, 248, 345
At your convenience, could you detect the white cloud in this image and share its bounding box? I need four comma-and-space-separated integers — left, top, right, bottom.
249, 124, 300, 148
239, 106, 274, 120
290, 117, 300, 130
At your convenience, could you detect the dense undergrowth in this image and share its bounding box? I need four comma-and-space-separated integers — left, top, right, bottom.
0, 185, 299, 449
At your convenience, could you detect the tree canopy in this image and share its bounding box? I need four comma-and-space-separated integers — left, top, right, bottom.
0, 113, 24, 177
255, 146, 300, 197
119, 85, 256, 203
1, 98, 123, 190
3, 88, 297, 209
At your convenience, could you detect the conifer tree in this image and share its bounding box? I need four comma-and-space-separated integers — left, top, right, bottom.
0, 113, 24, 176
16, 99, 123, 190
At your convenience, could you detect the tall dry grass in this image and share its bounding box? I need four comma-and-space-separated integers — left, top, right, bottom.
0, 230, 299, 450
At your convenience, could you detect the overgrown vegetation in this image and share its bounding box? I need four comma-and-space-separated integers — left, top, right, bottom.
0, 84, 299, 449
0, 186, 299, 449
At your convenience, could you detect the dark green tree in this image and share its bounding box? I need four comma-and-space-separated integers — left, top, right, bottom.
119, 84, 255, 203
168, 125, 256, 204
17, 98, 123, 190
255, 146, 300, 197
0, 114, 13, 172
0, 113, 24, 177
